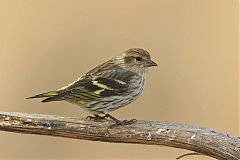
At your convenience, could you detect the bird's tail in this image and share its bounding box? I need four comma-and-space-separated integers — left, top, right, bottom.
26, 91, 58, 102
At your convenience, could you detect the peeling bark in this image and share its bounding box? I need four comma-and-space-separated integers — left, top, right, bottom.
0, 111, 239, 160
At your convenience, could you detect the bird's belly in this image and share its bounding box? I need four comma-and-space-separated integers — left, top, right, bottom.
72, 76, 146, 115
81, 87, 144, 114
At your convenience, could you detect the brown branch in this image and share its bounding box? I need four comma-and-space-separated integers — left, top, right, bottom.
0, 111, 239, 160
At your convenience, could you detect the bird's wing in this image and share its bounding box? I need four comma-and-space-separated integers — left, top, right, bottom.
42, 66, 136, 102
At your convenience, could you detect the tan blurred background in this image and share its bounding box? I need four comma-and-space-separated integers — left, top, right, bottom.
0, 0, 238, 159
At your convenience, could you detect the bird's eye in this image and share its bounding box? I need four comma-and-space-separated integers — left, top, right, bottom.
135, 57, 142, 61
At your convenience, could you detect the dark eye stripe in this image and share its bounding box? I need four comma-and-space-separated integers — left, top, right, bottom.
135, 57, 142, 61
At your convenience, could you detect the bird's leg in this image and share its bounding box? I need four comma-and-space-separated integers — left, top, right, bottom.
105, 114, 137, 128
86, 114, 107, 121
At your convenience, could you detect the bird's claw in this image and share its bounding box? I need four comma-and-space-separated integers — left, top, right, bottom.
109, 119, 137, 128
86, 115, 107, 122
118, 119, 137, 125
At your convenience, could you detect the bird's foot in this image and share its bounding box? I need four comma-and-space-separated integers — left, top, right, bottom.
104, 114, 137, 128
86, 114, 137, 128
108, 119, 137, 128
117, 119, 137, 125
86, 115, 107, 122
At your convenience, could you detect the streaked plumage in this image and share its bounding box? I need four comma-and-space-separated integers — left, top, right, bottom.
27, 48, 157, 125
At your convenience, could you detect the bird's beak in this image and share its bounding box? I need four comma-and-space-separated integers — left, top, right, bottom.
145, 59, 158, 67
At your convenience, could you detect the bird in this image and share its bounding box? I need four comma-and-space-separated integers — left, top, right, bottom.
27, 48, 157, 126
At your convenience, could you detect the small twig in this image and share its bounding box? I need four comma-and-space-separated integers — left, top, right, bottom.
176, 152, 205, 159
0, 111, 239, 160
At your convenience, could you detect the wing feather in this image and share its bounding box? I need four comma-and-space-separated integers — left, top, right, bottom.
42, 66, 136, 103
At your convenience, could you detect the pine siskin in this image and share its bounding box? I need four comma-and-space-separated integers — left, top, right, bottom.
27, 48, 157, 125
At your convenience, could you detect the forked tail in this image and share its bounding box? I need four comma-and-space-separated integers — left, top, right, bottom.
26, 91, 59, 102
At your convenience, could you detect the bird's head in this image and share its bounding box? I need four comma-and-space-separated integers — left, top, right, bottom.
114, 48, 157, 73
